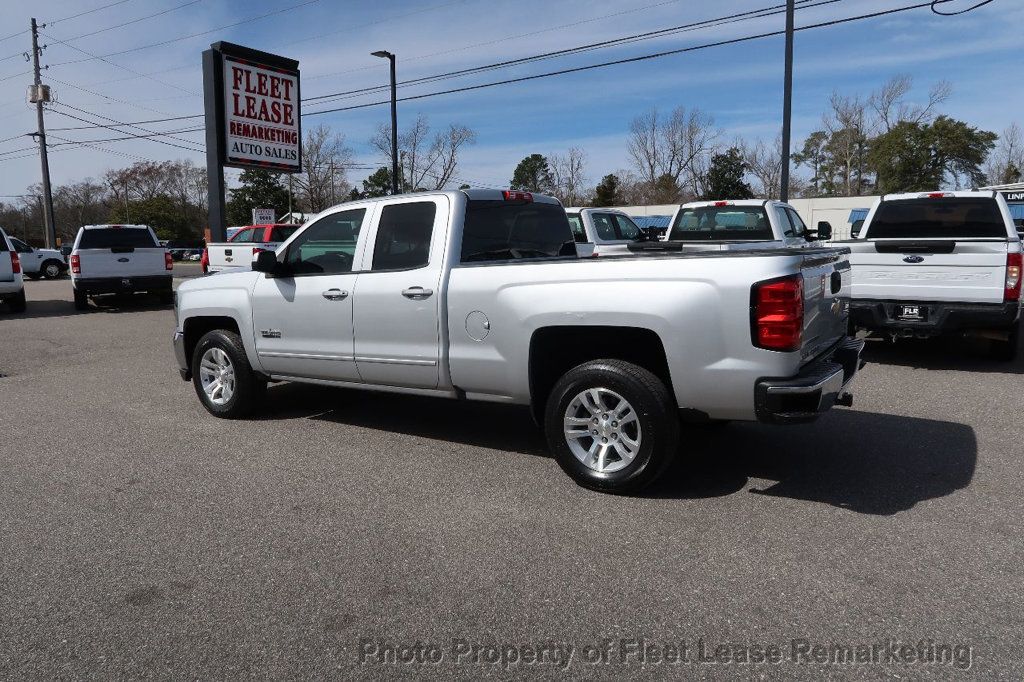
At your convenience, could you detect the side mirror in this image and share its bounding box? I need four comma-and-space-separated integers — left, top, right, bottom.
815, 221, 833, 241
253, 250, 287, 276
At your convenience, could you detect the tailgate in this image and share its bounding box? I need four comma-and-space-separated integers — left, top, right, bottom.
850, 240, 1009, 303
800, 252, 850, 361
77, 248, 167, 277
208, 242, 263, 268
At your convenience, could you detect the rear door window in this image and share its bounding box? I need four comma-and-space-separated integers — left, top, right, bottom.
78, 228, 157, 249
371, 202, 436, 271
566, 214, 587, 243
868, 198, 1007, 239
590, 213, 618, 241
461, 200, 576, 262
785, 208, 808, 238
231, 228, 258, 242
269, 226, 298, 242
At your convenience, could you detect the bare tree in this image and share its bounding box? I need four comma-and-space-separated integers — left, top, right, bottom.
549, 147, 588, 206
295, 124, 354, 211
743, 137, 784, 199
823, 93, 869, 196
372, 114, 477, 191
868, 75, 952, 133
628, 106, 718, 200
627, 109, 661, 186
986, 122, 1024, 185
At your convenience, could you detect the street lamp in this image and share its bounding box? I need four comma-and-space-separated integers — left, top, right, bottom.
372, 50, 399, 195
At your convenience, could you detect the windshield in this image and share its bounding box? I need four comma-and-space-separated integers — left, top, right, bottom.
868, 198, 1008, 239
78, 227, 157, 249
461, 200, 576, 262
668, 205, 773, 241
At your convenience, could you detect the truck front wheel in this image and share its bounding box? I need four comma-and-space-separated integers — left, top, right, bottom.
191, 329, 265, 418
544, 359, 678, 494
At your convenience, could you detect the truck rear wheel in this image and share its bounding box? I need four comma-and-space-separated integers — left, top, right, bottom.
8, 289, 26, 313
990, 324, 1019, 362
191, 329, 265, 418
73, 288, 88, 311
544, 359, 678, 494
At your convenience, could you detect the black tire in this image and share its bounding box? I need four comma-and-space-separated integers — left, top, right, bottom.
8, 289, 26, 313
157, 289, 174, 305
41, 260, 63, 279
544, 359, 679, 494
73, 287, 89, 311
991, 324, 1019, 362
191, 329, 265, 418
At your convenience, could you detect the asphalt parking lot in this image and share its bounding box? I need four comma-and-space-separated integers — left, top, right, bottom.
1, 269, 1021, 679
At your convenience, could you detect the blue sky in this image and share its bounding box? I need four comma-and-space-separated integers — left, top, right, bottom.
0, 0, 1021, 197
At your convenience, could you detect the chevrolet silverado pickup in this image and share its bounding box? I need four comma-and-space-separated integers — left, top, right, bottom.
846, 191, 1022, 360
660, 199, 831, 249
564, 207, 647, 255
204, 223, 300, 274
172, 189, 862, 493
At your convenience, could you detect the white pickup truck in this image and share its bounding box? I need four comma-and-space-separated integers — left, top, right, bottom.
846, 191, 1022, 359
70, 224, 173, 310
204, 224, 300, 274
659, 199, 830, 249
564, 208, 648, 255
172, 189, 863, 493
0, 226, 26, 313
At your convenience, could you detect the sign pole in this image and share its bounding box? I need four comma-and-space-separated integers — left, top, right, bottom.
202, 47, 227, 243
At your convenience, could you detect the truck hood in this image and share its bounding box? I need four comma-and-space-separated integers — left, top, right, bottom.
178, 269, 260, 294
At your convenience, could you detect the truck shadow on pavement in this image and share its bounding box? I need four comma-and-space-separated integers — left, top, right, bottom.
260, 383, 975, 515
651, 411, 977, 515
12, 296, 171, 320
860, 335, 1024, 375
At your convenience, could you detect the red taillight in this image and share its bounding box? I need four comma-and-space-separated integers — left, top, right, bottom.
714, 201, 729, 207
70, 254, 80, 274
165, 251, 173, 271
10, 251, 21, 274
1006, 252, 1022, 303
921, 192, 951, 199
502, 190, 533, 202
753, 275, 804, 351
200, 248, 209, 273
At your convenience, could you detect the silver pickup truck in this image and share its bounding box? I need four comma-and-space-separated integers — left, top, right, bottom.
661, 199, 831, 249
172, 189, 863, 493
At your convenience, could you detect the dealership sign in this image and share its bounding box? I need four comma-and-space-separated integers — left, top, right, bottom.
224, 55, 300, 170
999, 191, 1024, 202
203, 41, 301, 173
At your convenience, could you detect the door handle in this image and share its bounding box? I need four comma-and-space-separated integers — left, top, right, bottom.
322, 288, 349, 300
402, 286, 433, 300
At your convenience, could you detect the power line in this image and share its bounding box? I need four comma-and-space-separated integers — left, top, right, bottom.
48, 0, 322, 67
305, 0, 832, 103
40, 31, 200, 96
304, 0, 942, 117
48, 106, 205, 154
51, 0, 203, 43
50, 0, 142, 25
46, 75, 183, 117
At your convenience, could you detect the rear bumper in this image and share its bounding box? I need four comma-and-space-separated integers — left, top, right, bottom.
73, 275, 172, 295
755, 337, 864, 424
850, 299, 1020, 335
173, 330, 190, 381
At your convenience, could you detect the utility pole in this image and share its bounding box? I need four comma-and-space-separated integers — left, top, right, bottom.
779, 0, 795, 202
29, 18, 56, 249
